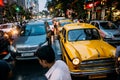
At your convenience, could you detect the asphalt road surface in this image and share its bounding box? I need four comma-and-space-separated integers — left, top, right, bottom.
2, 40, 117, 80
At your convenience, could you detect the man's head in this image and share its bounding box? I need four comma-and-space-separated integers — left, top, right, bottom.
35, 45, 55, 68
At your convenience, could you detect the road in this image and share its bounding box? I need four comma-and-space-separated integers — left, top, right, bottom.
3, 40, 62, 80
2, 40, 116, 80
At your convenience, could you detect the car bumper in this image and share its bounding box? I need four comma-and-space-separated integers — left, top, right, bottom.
70, 69, 115, 75
10, 52, 37, 60
70, 69, 116, 79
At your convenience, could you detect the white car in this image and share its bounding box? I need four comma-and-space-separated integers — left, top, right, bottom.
0, 23, 19, 39
90, 20, 120, 46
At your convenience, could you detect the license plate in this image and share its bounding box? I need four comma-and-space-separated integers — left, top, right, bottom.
21, 53, 34, 57
89, 74, 107, 79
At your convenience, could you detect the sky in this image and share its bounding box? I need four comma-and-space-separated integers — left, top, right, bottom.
39, 0, 47, 12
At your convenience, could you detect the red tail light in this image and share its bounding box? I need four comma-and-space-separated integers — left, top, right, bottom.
1, 51, 8, 55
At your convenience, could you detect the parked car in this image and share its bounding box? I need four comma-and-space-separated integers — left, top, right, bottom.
90, 20, 120, 46
10, 21, 48, 60
59, 23, 116, 79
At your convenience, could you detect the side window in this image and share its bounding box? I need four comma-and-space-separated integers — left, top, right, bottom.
95, 23, 99, 29
91, 22, 95, 25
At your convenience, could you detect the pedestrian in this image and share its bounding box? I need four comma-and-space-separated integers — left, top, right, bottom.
35, 45, 72, 80
115, 46, 120, 80
52, 19, 59, 36
0, 60, 12, 80
51, 19, 59, 43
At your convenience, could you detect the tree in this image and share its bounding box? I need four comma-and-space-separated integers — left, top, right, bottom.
46, 0, 85, 18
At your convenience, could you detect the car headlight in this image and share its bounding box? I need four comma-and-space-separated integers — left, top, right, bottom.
10, 45, 17, 52
72, 58, 80, 65
40, 42, 48, 47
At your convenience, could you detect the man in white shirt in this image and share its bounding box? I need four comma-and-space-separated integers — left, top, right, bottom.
35, 45, 72, 80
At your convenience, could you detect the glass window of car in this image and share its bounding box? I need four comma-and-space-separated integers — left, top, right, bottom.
94, 22, 99, 29
68, 29, 100, 41
100, 22, 118, 29
91, 22, 95, 25
1, 25, 8, 29
21, 23, 46, 36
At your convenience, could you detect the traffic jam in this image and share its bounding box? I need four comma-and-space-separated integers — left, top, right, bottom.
0, 0, 120, 80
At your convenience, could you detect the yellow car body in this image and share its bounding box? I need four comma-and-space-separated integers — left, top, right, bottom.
59, 23, 116, 79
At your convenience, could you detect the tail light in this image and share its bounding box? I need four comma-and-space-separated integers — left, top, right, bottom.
1, 51, 8, 55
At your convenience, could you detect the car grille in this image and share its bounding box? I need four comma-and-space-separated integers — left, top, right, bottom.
80, 58, 115, 71
17, 46, 37, 52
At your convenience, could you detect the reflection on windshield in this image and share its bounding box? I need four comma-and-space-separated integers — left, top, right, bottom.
100, 22, 118, 29
68, 29, 100, 41
21, 24, 46, 36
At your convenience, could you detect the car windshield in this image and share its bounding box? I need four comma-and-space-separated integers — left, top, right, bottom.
100, 22, 118, 29
68, 28, 100, 41
21, 23, 46, 36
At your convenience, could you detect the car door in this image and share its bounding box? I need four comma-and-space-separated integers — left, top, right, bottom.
59, 28, 67, 58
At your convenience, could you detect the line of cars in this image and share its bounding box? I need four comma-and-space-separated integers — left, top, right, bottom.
1, 18, 119, 79
1, 17, 72, 60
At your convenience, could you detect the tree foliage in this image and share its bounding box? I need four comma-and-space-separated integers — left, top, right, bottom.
46, 0, 86, 18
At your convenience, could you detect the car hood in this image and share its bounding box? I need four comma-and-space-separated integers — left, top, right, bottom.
68, 40, 115, 61
13, 35, 47, 47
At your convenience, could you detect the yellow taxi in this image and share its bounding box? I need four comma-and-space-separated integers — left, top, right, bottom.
59, 23, 116, 79
58, 19, 73, 31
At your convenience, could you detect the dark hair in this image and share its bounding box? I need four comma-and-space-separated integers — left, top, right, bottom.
35, 45, 55, 63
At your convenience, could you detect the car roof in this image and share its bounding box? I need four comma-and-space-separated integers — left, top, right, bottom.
59, 19, 73, 23
64, 23, 97, 30
27, 20, 45, 25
